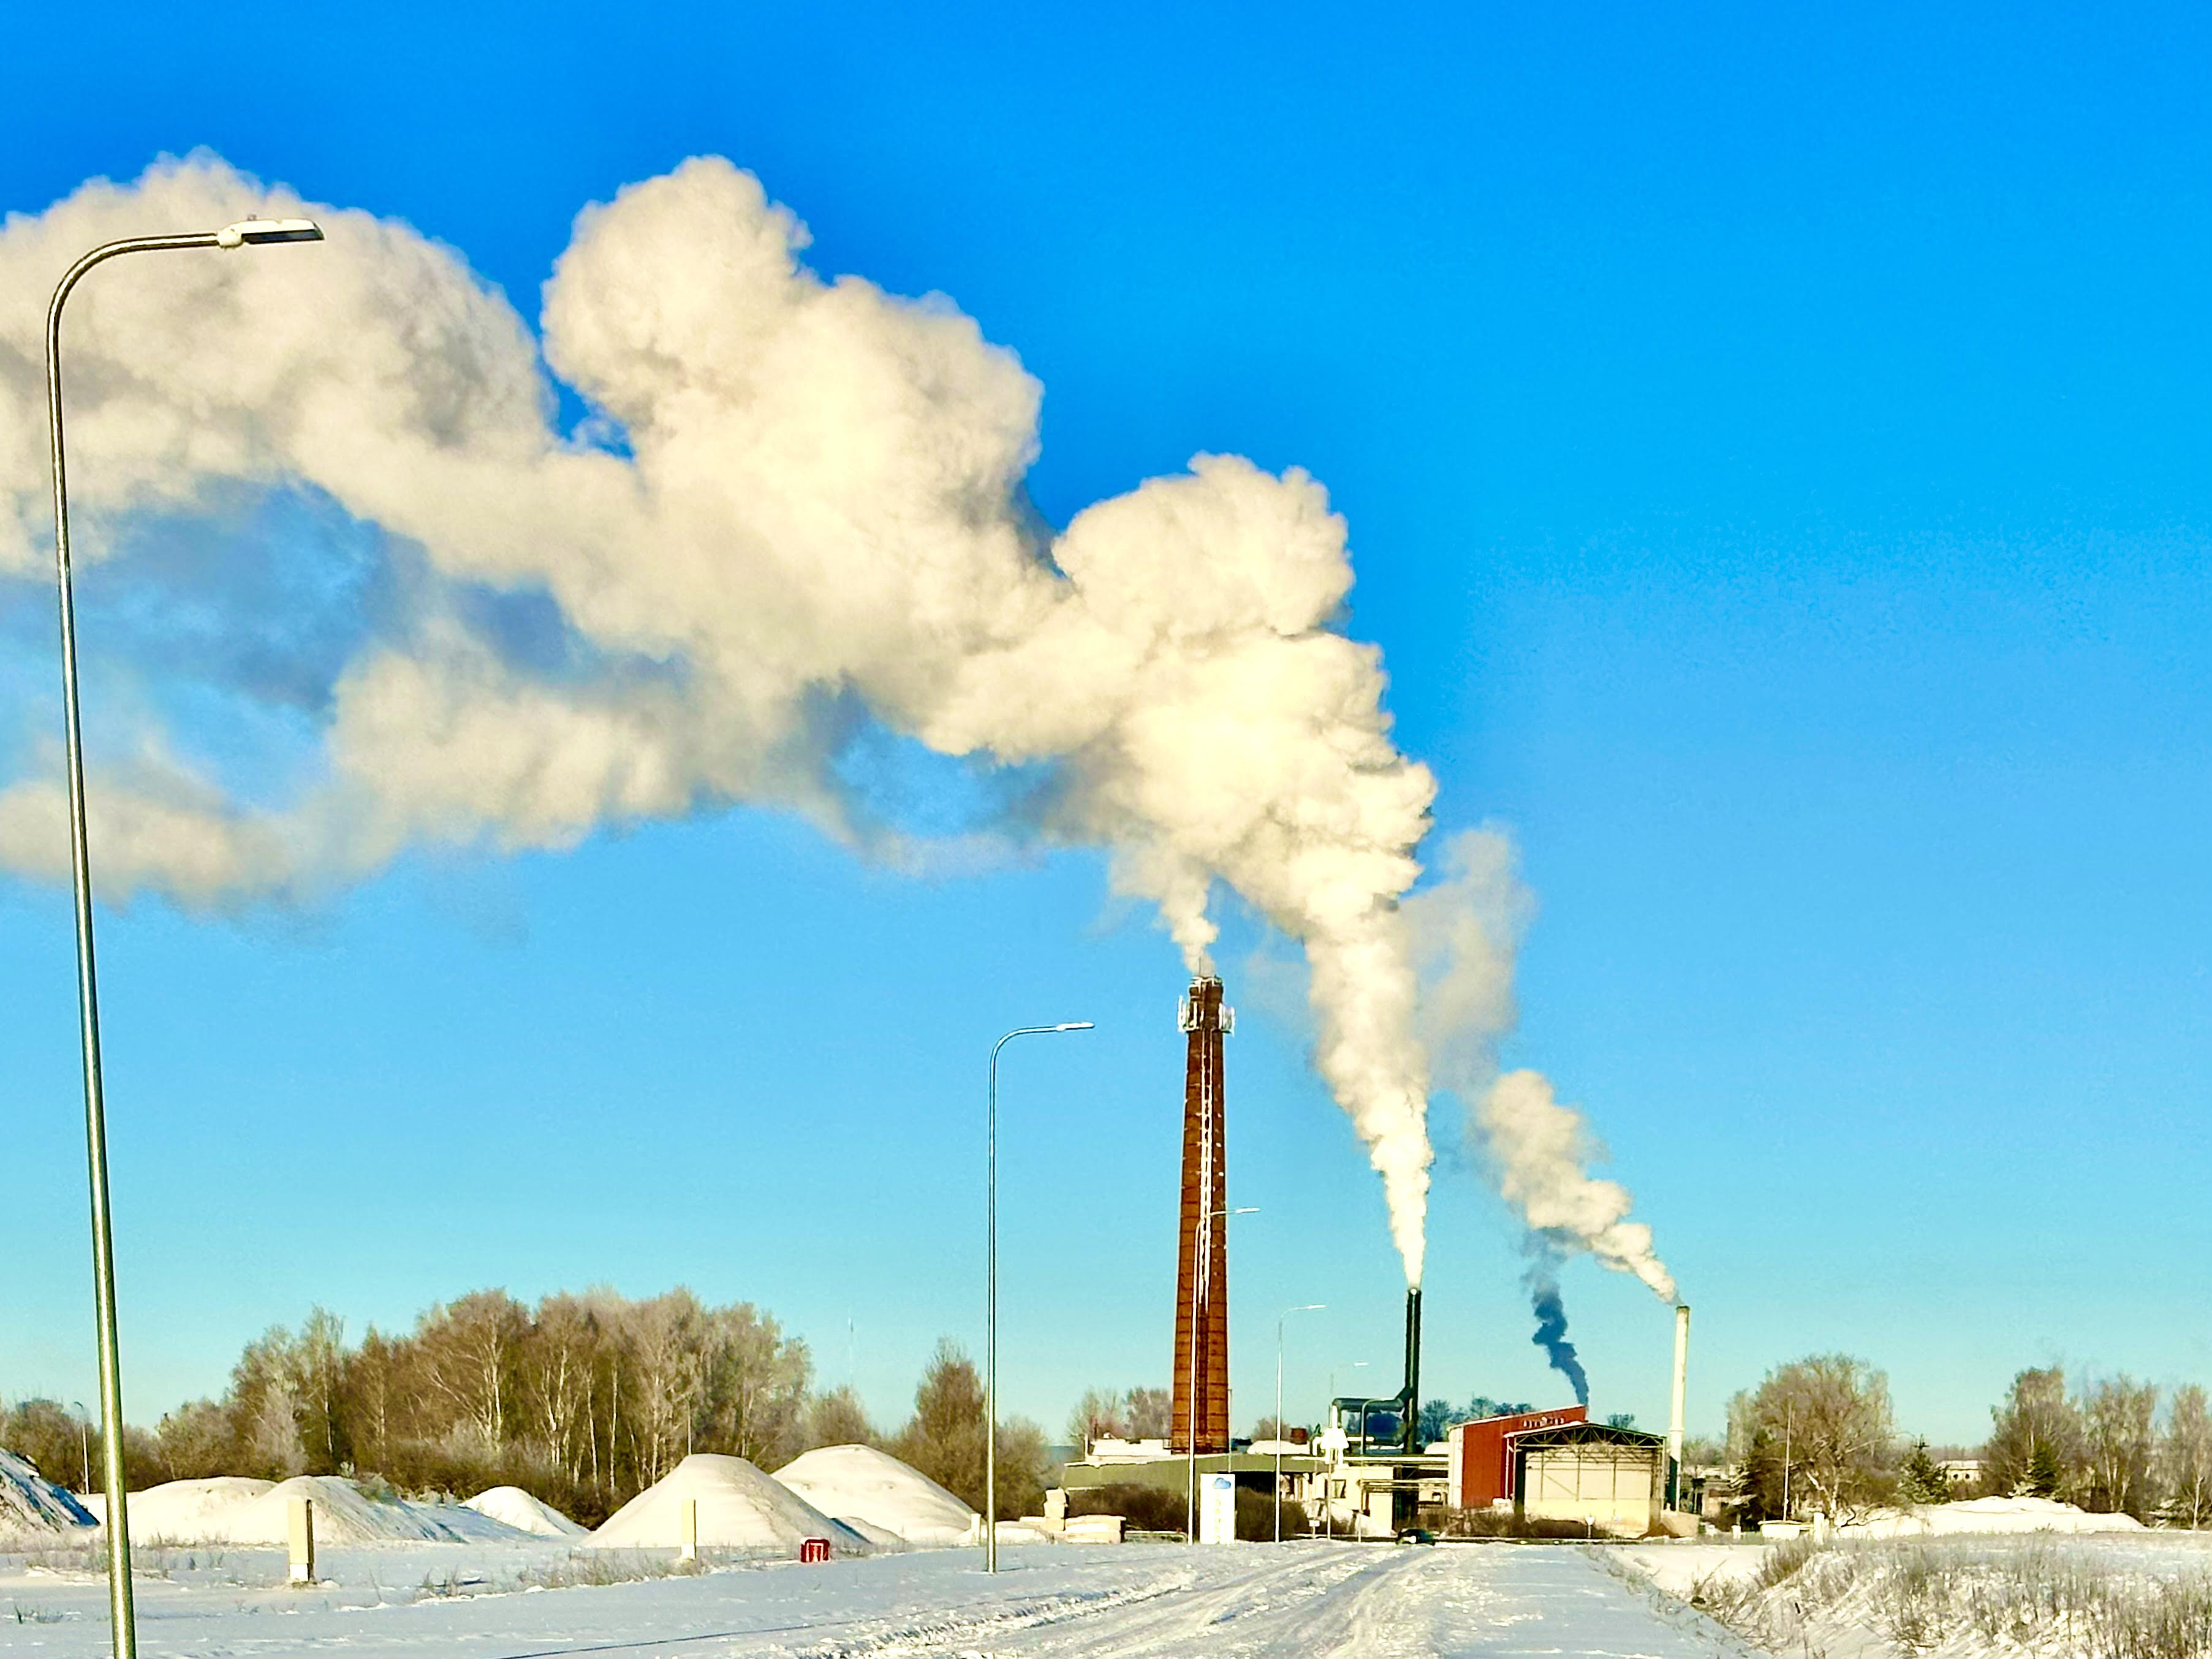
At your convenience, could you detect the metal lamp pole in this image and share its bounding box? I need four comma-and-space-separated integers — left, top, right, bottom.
985, 1020, 1092, 1573
1323, 1361, 1366, 1539
1274, 1304, 1324, 1543
1184, 1203, 1255, 1544
45, 215, 324, 1659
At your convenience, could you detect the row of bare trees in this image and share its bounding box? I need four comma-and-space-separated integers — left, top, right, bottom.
3, 1288, 1040, 1526
1984, 1366, 2212, 1524
1722, 1356, 2212, 1526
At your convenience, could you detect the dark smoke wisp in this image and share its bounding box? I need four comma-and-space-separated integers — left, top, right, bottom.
1528, 1277, 1589, 1407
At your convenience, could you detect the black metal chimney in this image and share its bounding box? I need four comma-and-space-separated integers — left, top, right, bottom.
1401, 1285, 1422, 1454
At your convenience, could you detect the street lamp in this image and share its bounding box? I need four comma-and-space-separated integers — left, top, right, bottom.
70, 1401, 90, 1494
984, 1020, 1092, 1573
1323, 1361, 1367, 1539
45, 214, 324, 1659
1274, 1304, 1324, 1542
1185, 1203, 1256, 1543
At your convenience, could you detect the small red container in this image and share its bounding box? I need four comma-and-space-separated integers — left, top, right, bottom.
798, 1537, 831, 1563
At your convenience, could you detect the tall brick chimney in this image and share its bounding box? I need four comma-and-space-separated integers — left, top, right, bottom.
1171, 976, 1232, 1454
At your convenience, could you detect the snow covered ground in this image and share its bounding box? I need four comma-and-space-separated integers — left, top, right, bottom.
1616, 1530, 2212, 1657
0, 1537, 1753, 1657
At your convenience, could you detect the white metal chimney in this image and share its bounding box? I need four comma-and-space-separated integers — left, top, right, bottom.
1667, 1304, 1691, 1509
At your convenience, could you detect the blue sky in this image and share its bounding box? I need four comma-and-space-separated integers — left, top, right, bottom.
3, 0, 2210, 1449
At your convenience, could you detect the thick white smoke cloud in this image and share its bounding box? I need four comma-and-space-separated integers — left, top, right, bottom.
0, 154, 1447, 1278
1409, 830, 1676, 1302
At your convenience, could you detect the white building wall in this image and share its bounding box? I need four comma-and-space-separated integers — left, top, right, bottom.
1521, 1447, 1661, 1536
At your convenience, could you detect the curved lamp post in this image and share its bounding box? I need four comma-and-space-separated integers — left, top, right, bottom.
984, 1020, 1092, 1572
47, 216, 324, 1658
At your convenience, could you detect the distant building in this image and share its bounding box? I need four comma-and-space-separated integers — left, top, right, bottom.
1938, 1459, 1983, 1490
1444, 1407, 1589, 1509
1511, 1421, 1670, 1536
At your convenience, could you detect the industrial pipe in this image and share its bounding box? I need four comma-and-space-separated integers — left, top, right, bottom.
1667, 1303, 1691, 1510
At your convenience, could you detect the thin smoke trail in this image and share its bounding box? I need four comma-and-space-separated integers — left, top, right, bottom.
1527, 1274, 1589, 1407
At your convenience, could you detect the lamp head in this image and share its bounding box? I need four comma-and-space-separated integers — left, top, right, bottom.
1055, 1021, 1095, 1031
217, 218, 324, 249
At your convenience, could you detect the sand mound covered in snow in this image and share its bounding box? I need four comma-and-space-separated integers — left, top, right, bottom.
590, 1454, 868, 1554
1842, 1496, 2147, 1538
464, 1486, 586, 1537
0, 1449, 96, 1536
773, 1445, 976, 1547
105, 1476, 529, 1544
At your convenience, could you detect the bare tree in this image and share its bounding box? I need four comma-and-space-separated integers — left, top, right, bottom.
1729, 1354, 1896, 1522
295, 1307, 349, 1473
1125, 1387, 1172, 1440
1065, 1385, 1169, 1451
2160, 1384, 2212, 1527
415, 1291, 529, 1449
623, 1290, 706, 1482
1985, 1367, 2083, 1500
802, 1385, 874, 1451
346, 1329, 398, 1468
1066, 1387, 1129, 1452
519, 1294, 599, 1484
2079, 1375, 2157, 1517
228, 1329, 308, 1479
697, 1301, 809, 1467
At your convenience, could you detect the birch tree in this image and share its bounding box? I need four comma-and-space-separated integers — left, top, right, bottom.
2161, 1384, 2212, 1527
2079, 1375, 2157, 1517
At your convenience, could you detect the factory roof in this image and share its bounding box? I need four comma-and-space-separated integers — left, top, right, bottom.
1512, 1421, 1668, 1451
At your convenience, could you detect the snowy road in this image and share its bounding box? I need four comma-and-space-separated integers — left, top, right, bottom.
0, 1539, 1754, 1658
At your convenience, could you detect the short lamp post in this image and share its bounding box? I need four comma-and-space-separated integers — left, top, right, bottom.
985, 1020, 1093, 1573
1274, 1304, 1324, 1541
45, 215, 324, 1659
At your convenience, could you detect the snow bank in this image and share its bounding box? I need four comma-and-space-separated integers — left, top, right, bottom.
0, 1449, 96, 1536
104, 1476, 529, 1544
1841, 1496, 2147, 1538
464, 1486, 587, 1538
590, 1454, 868, 1554
772, 1445, 976, 1548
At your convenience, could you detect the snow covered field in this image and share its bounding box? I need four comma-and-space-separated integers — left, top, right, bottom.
1616, 1530, 2212, 1657
0, 1538, 1751, 1657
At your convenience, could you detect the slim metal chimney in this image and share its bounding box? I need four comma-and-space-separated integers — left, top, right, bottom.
1400, 1286, 1423, 1454
1667, 1303, 1691, 1509
1389, 1285, 1424, 1530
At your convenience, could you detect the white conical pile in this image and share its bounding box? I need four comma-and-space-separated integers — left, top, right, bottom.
90, 1475, 529, 1544
773, 1444, 975, 1547
464, 1484, 587, 1537
589, 1454, 867, 1554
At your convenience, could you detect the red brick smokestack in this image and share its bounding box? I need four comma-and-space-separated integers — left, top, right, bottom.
1171, 976, 1232, 1454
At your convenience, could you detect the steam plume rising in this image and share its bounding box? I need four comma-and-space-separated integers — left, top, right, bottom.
0, 155, 1443, 1279
1409, 832, 1676, 1301
1527, 1274, 1589, 1407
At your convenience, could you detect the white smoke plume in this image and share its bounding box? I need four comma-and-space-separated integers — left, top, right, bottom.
1408, 829, 1676, 1302
0, 154, 1443, 1280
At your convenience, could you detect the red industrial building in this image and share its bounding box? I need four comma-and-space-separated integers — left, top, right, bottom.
1445, 1406, 1588, 1508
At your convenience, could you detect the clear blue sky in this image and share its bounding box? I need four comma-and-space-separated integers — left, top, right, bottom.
3, 0, 2210, 1451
